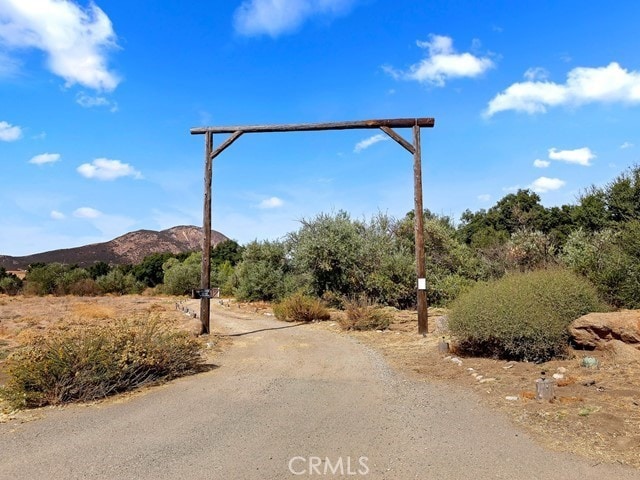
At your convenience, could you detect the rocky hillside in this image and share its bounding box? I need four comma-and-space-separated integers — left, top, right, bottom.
0, 226, 228, 270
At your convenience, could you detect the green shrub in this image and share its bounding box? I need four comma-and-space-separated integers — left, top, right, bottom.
340, 297, 393, 331
448, 268, 606, 362
273, 292, 330, 322
0, 318, 203, 409
161, 253, 201, 295
96, 269, 144, 295
0, 275, 22, 295
234, 240, 288, 302
562, 226, 640, 308
67, 278, 101, 296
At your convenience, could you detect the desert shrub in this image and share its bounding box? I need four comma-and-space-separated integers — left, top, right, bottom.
562, 226, 640, 308
23, 263, 68, 295
67, 278, 101, 296
56, 267, 91, 295
234, 240, 289, 301
96, 269, 144, 295
448, 268, 605, 362
162, 253, 201, 295
506, 229, 556, 272
133, 252, 176, 288
0, 317, 203, 409
273, 292, 330, 322
0, 274, 22, 295
340, 297, 393, 331
427, 273, 475, 307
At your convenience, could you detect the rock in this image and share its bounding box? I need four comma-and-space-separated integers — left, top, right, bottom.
479, 377, 496, 383
557, 366, 567, 373
432, 315, 449, 333
604, 340, 640, 364
505, 396, 519, 401
569, 310, 640, 348
552, 373, 564, 380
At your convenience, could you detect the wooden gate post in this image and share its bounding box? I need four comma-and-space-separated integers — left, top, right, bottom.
413, 124, 428, 335
200, 131, 213, 335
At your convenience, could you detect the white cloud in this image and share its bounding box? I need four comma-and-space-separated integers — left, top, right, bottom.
0, 0, 120, 91
0, 50, 20, 77
529, 176, 566, 193
486, 62, 640, 116
73, 207, 102, 219
234, 0, 356, 37
533, 159, 550, 168
77, 158, 142, 180
477, 194, 491, 202
29, 152, 60, 165
524, 67, 549, 81
258, 196, 284, 209
620, 141, 634, 149
0, 120, 22, 141
76, 91, 118, 111
50, 210, 65, 220
548, 147, 595, 166
354, 133, 389, 153
384, 34, 494, 87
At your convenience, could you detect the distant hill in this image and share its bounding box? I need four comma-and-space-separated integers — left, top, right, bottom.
0, 226, 228, 270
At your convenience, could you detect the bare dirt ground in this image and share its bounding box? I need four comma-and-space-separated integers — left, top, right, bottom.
318, 307, 640, 469
0, 295, 638, 476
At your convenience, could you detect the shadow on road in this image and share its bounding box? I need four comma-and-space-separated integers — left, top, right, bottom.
219, 323, 307, 337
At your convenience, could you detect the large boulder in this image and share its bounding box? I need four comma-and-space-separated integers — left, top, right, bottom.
569, 310, 640, 349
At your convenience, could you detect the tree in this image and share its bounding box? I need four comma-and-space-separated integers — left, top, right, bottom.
87, 261, 111, 280
0, 267, 22, 295
288, 211, 365, 298
96, 269, 143, 295
162, 253, 201, 295
211, 240, 244, 268
234, 240, 289, 301
132, 252, 175, 288
23, 263, 68, 295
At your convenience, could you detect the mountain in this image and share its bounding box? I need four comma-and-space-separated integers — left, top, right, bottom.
0, 226, 228, 270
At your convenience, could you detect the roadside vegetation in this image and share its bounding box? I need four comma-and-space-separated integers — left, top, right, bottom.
448, 268, 606, 361
4, 164, 640, 359
0, 317, 203, 409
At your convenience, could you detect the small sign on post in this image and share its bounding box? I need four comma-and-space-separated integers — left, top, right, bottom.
192, 289, 212, 299
417, 278, 427, 290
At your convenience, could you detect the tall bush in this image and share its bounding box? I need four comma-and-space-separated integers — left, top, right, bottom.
562, 227, 640, 308
448, 268, 605, 361
234, 240, 289, 301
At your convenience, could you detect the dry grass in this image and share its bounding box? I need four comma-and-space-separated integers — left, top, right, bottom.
1, 316, 204, 409
71, 303, 116, 319
339, 298, 393, 331
273, 293, 330, 322
0, 294, 208, 411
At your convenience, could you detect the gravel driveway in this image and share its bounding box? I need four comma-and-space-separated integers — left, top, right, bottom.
1, 308, 638, 479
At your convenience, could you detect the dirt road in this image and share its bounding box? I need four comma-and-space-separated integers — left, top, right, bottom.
1, 306, 638, 479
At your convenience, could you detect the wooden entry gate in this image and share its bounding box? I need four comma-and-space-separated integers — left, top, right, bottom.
191, 117, 435, 335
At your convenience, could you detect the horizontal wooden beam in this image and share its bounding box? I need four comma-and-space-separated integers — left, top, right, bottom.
191, 117, 435, 135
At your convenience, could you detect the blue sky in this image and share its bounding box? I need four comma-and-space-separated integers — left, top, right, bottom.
2, 0, 640, 256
